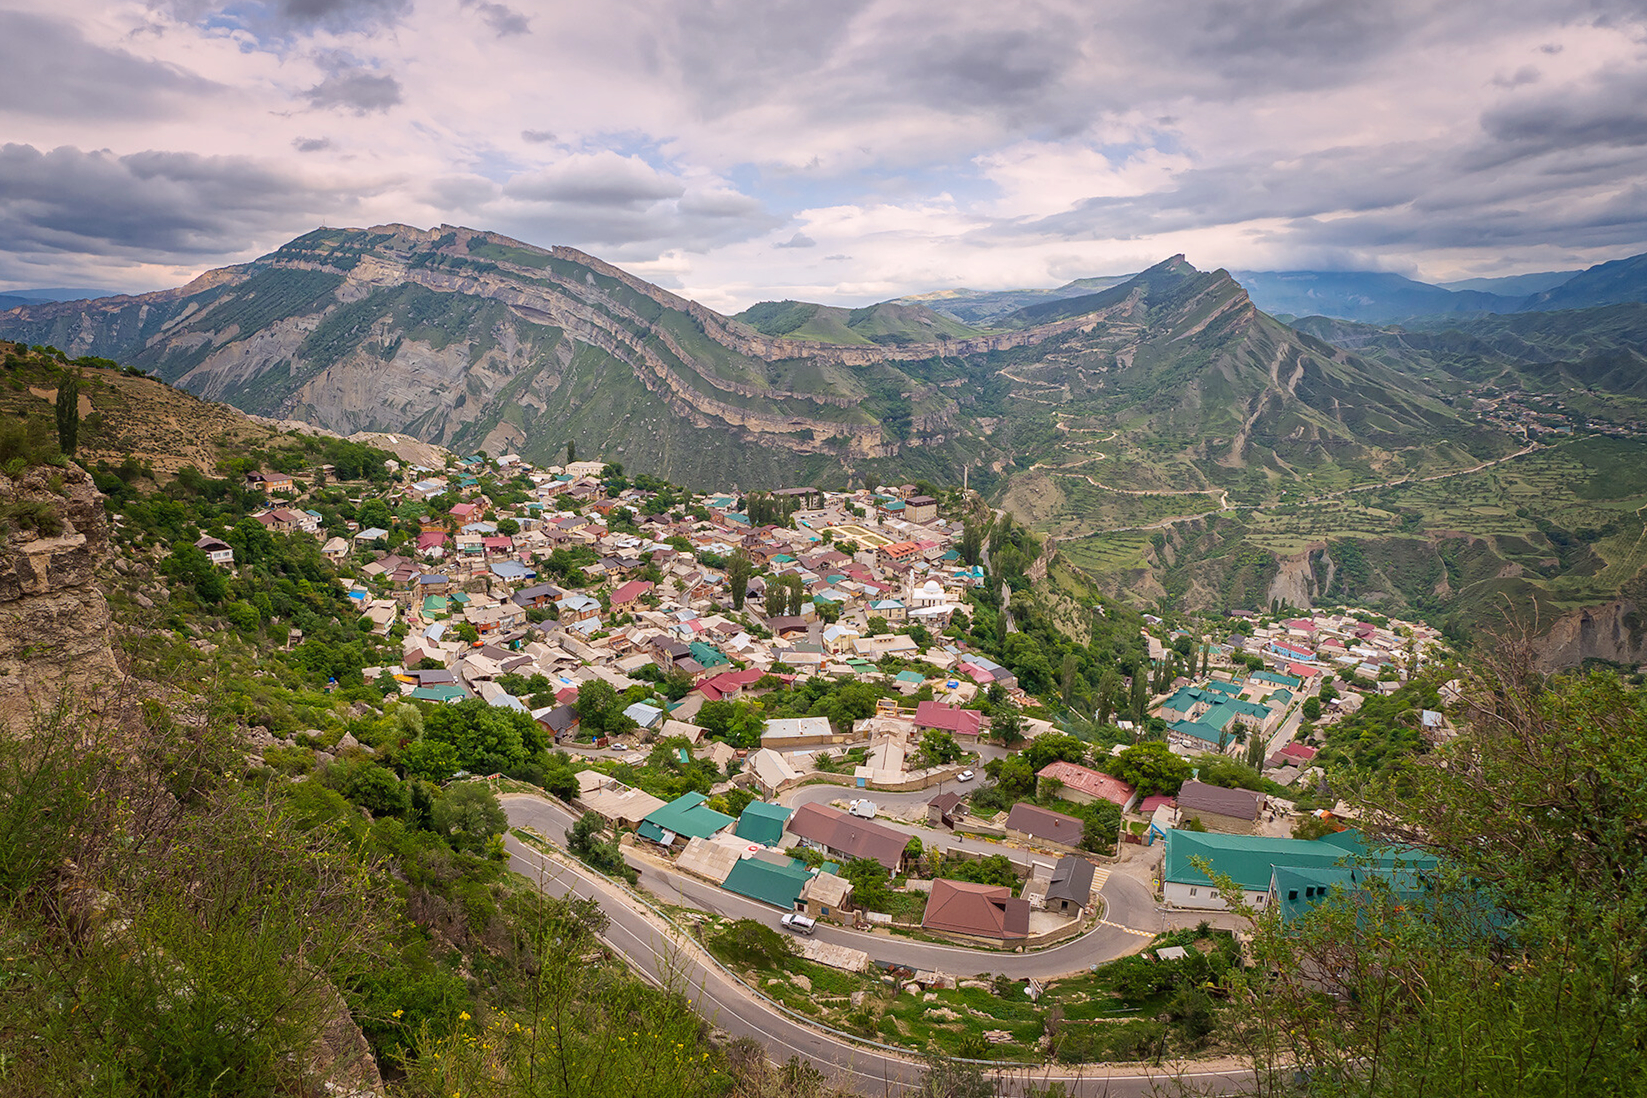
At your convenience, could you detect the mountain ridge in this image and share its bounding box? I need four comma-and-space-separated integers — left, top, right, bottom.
0, 225, 1506, 499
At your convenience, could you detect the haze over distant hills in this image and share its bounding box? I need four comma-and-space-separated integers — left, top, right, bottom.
895, 254, 1647, 328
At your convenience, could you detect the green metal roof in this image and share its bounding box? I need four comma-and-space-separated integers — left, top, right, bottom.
1163, 828, 1432, 892
688, 641, 730, 668
1201, 679, 1242, 696
1252, 670, 1303, 688
735, 801, 793, 847
410, 685, 466, 703
640, 792, 736, 842
721, 857, 811, 909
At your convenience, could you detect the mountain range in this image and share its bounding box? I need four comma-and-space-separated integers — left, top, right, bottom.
0, 225, 1508, 498
892, 253, 1647, 328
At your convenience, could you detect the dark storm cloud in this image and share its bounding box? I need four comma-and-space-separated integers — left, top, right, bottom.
0, 12, 223, 120
159, 0, 409, 32
0, 143, 355, 258
462, 0, 530, 37
1479, 69, 1647, 159
301, 58, 403, 114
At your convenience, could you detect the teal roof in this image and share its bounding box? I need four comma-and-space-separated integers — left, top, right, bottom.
1201, 679, 1242, 696
1252, 670, 1303, 688
895, 670, 926, 685
410, 685, 466, 703
735, 801, 794, 846
421, 595, 448, 614
640, 792, 735, 842
1163, 828, 1433, 892
721, 857, 811, 910
688, 641, 730, 668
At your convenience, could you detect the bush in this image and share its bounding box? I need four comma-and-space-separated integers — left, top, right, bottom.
708, 918, 796, 970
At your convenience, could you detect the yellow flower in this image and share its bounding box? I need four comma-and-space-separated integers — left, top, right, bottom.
459, 1011, 472, 1022
392, 1009, 404, 1018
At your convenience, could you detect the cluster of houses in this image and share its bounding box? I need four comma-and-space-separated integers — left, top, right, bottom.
223, 457, 1053, 791
563, 772, 1101, 945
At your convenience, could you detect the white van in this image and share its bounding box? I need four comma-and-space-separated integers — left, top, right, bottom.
780, 913, 817, 935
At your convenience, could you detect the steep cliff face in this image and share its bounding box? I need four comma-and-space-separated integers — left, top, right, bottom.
0, 465, 122, 728
1533, 599, 1647, 671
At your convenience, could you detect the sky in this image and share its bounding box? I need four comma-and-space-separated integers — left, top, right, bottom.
3, 0, 1647, 311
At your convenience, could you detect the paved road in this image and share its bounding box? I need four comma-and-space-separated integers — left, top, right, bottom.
500, 796, 1246, 1095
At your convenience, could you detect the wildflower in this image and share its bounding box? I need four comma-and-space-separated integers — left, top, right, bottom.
459, 1011, 472, 1022
392, 1009, 404, 1019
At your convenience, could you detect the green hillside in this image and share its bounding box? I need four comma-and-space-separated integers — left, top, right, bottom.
732, 299, 982, 345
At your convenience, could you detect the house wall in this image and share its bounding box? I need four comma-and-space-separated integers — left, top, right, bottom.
1163, 879, 1270, 911
1175, 808, 1259, 835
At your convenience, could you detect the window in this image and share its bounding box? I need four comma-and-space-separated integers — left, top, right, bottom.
1288, 889, 1298, 901
1189, 888, 1198, 896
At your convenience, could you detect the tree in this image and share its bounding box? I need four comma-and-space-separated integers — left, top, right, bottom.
990, 703, 1025, 747
1110, 742, 1191, 796
725, 549, 753, 611
422, 699, 546, 773
1241, 658, 1647, 1097
573, 679, 620, 735
1060, 652, 1079, 707
913, 731, 963, 768
784, 574, 804, 617
1096, 667, 1123, 726
958, 520, 984, 567
566, 810, 634, 882
840, 857, 894, 911
54, 374, 79, 455
399, 738, 459, 783
1302, 696, 1322, 721
431, 782, 506, 853
565, 440, 575, 464
764, 581, 787, 618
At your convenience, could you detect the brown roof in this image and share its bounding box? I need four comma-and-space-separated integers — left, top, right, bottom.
1005, 803, 1085, 846
1175, 780, 1266, 821
785, 803, 906, 872
922, 879, 1030, 939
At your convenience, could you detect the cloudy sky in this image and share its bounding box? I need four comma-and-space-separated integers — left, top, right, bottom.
3, 0, 1646, 309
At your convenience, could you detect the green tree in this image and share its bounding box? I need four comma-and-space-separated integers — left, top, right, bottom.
1242, 658, 1647, 1097
725, 549, 753, 611
398, 738, 459, 783
430, 782, 506, 854
1110, 742, 1191, 796
422, 699, 545, 773
990, 702, 1025, 747
566, 810, 634, 883
913, 730, 963, 768
1302, 696, 1322, 721
565, 440, 575, 464
840, 857, 894, 911
55, 373, 79, 455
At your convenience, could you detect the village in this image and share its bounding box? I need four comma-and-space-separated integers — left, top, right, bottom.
218, 450, 1452, 953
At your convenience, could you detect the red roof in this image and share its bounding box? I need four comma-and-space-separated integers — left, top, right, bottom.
450, 502, 479, 518
914, 701, 987, 737
1279, 742, 1318, 761
1035, 761, 1135, 806
610, 579, 655, 605
482, 535, 513, 550
1138, 794, 1176, 815
1288, 662, 1323, 677
696, 668, 765, 701
1272, 641, 1314, 658
416, 531, 448, 549
1285, 618, 1316, 631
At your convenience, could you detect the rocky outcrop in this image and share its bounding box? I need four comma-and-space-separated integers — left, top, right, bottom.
1533, 599, 1647, 671
0, 465, 122, 729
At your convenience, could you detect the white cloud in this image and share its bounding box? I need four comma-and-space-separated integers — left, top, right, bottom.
0, 0, 1643, 298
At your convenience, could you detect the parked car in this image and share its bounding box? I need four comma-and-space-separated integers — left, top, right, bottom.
780, 913, 817, 935
956, 769, 975, 782
609, 742, 629, 751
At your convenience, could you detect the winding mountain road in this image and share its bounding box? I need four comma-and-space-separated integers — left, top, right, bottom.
500, 793, 1248, 1095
